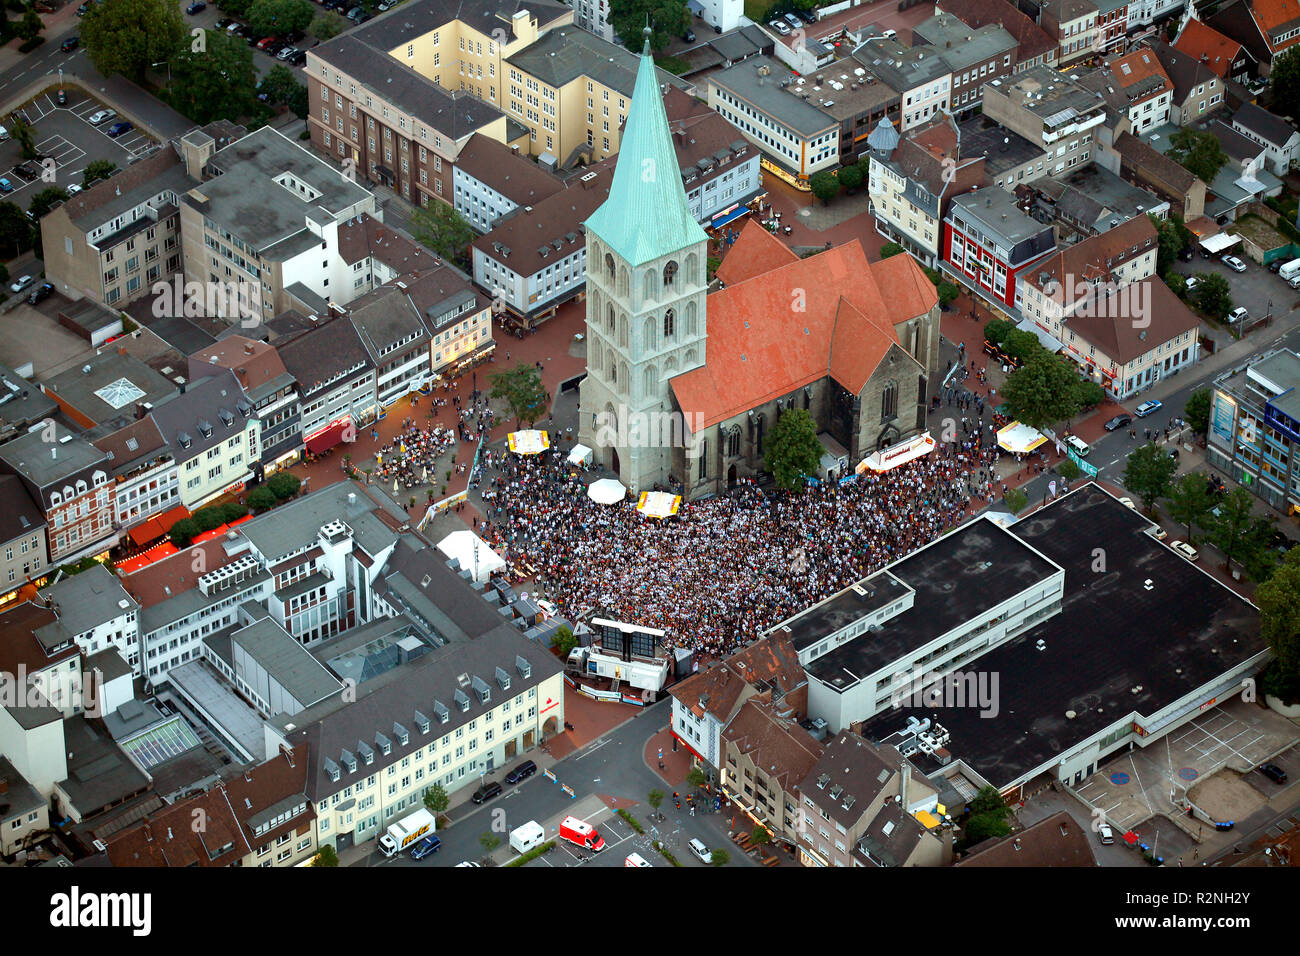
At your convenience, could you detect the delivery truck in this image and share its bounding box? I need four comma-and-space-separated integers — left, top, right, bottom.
378, 808, 435, 858
510, 820, 546, 854
559, 815, 606, 852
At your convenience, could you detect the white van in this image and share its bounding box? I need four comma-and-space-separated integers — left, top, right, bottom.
508, 820, 546, 854
1278, 257, 1300, 282
1065, 435, 1091, 458
0, 125, 8, 141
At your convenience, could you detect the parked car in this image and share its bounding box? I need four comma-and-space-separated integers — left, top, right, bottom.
0, 179, 12, 194
9, 275, 35, 294
1178, 246, 1194, 262
1097, 822, 1114, 844
1118, 496, 1136, 509
1184, 274, 1200, 293
256, 36, 279, 50
60, 35, 79, 52
88, 108, 116, 124
768, 19, 790, 34
1221, 254, 1247, 273
1135, 399, 1162, 417
225, 20, 242, 33
784, 12, 802, 28
56, 89, 68, 106
276, 44, 298, 60
76, 2, 88, 13
1260, 763, 1288, 784
106, 121, 134, 137
1149, 526, 1168, 541
471, 781, 502, 804
683, 28, 695, 41
12, 163, 37, 181
1269, 258, 1286, 273
27, 282, 54, 304
1270, 530, 1295, 554
215, 16, 233, 28
1170, 539, 1198, 561
625, 852, 653, 867
186, 1, 206, 12
1227, 307, 1249, 324
454, 860, 481, 867
1291, 275, 1300, 291
687, 838, 713, 864
1104, 414, 1131, 431
346, 6, 365, 19
882, 28, 897, 39
796, 7, 817, 22
289, 49, 307, 65
505, 760, 537, 784
409, 835, 441, 860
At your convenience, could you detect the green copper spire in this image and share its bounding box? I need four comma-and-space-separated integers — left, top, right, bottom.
584, 34, 707, 268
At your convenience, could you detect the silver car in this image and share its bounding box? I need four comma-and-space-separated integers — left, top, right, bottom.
1221, 254, 1247, 273
768, 19, 790, 35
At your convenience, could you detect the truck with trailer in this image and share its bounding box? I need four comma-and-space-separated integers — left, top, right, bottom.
378, 808, 436, 858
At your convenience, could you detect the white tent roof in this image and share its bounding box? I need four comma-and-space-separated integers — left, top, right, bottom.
1199, 232, 1241, 254
436, 530, 506, 583
567, 444, 593, 466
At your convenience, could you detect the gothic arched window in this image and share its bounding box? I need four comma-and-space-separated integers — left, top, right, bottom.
726, 426, 740, 458
605, 252, 615, 279
881, 381, 898, 423
643, 317, 656, 351
685, 253, 699, 285
643, 269, 656, 303
663, 308, 675, 339
607, 303, 616, 335
663, 260, 678, 287
619, 313, 629, 348
686, 300, 698, 337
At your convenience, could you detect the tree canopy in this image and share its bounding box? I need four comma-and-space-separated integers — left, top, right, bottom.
1205, 487, 1276, 578
1000, 352, 1084, 429
1271, 47, 1300, 124
169, 31, 259, 123
763, 407, 823, 491
81, 0, 186, 82
246, 0, 314, 37
489, 363, 548, 428
1193, 272, 1233, 320
1256, 547, 1300, 703
409, 200, 475, 269
1184, 388, 1211, 435
1168, 129, 1229, 185
1163, 471, 1215, 543
1122, 442, 1177, 513
810, 170, 839, 205
83, 159, 118, 189
607, 0, 690, 53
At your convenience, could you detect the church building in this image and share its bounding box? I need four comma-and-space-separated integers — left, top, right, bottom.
579, 30, 942, 499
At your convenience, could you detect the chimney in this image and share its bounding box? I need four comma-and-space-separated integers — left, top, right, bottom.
243, 342, 255, 355
899, 759, 911, 808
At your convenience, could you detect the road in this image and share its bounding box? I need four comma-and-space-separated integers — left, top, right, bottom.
352, 700, 759, 868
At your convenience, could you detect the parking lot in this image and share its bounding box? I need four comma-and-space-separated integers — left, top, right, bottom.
0, 87, 156, 205
1071, 698, 1300, 833
1173, 249, 1300, 332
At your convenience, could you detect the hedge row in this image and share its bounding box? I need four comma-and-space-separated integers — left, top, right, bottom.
505, 840, 556, 867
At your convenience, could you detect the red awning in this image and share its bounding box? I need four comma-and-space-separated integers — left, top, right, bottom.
305, 421, 347, 455
155, 504, 190, 534
128, 518, 165, 547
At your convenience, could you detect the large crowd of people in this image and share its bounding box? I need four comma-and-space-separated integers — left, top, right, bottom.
477, 425, 1013, 659
372, 424, 457, 491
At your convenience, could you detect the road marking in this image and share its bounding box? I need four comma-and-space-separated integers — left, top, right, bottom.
574, 738, 610, 760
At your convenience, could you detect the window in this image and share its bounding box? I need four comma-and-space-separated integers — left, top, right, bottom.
881, 381, 898, 422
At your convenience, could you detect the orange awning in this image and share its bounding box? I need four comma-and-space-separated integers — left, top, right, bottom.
155, 504, 190, 533
128, 518, 165, 547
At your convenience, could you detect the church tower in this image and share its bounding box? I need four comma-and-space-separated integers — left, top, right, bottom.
578, 28, 709, 494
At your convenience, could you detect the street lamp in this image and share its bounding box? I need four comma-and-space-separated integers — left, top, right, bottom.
151, 60, 173, 86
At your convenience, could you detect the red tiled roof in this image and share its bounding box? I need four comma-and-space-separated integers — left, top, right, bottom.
672, 233, 936, 428
715, 220, 797, 285
120, 537, 231, 607
1251, 0, 1300, 40
1174, 19, 1245, 78
106, 788, 249, 867
1105, 48, 1173, 99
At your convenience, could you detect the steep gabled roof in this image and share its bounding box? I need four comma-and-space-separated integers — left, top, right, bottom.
715, 220, 798, 285
1174, 18, 1248, 76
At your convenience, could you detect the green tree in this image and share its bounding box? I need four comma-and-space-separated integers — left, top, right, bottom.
1194, 272, 1233, 320
647, 789, 664, 814
221, 501, 248, 524
409, 200, 474, 268
489, 362, 548, 428
169, 31, 259, 124
1150, 213, 1192, 275
169, 518, 199, 548
1122, 442, 1177, 513
750, 826, 771, 846
16, 5, 40, 40
856, 155, 871, 183
1057, 458, 1082, 482
1185, 388, 1211, 435
260, 63, 309, 117
247, 486, 277, 511
1205, 487, 1275, 577
983, 318, 1014, 347
962, 811, 1012, 846
1164, 271, 1188, 298
1255, 548, 1300, 703
1164, 471, 1215, 544
1000, 328, 1042, 364
878, 241, 905, 259
1004, 487, 1028, 514
709, 847, 730, 866
81, 0, 186, 82
309, 844, 339, 866
553, 624, 577, 656
27, 186, 68, 221
10, 115, 36, 160
311, 12, 344, 40
423, 782, 450, 814
267, 471, 302, 500
607, 0, 690, 54
837, 163, 863, 192
1076, 380, 1106, 409
479, 832, 502, 854
83, 159, 118, 188
763, 407, 823, 491
246, 0, 314, 37
220, 0, 253, 15
1270, 47, 1300, 122
0, 202, 34, 257
936, 280, 960, 308
809, 170, 839, 205
1168, 128, 1228, 185
686, 766, 708, 788
1000, 353, 1083, 429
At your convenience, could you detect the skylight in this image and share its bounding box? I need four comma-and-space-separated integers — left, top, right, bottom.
94, 378, 146, 409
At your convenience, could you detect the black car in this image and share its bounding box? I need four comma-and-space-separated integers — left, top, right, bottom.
683, 28, 695, 41
1260, 763, 1288, 784
505, 760, 537, 785
215, 16, 233, 28
1178, 246, 1194, 262
796, 7, 817, 22
1269, 258, 1286, 273
12, 163, 37, 181
1104, 414, 1131, 431
56, 89, 68, 106
471, 781, 502, 804
76, 2, 88, 13
27, 282, 54, 305
186, 0, 206, 12
289, 49, 307, 65
61, 35, 79, 52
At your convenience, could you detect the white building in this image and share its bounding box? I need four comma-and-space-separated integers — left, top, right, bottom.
41, 564, 142, 678
692, 0, 743, 33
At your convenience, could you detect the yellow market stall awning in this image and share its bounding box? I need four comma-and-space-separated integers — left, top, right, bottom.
636, 490, 681, 519
507, 429, 550, 455
996, 421, 1047, 455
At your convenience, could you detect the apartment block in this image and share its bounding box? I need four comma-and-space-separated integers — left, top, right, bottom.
911, 13, 1018, 117
189, 337, 301, 476
91, 418, 180, 541
853, 38, 953, 132
452, 133, 563, 232
0, 475, 48, 604
1077, 48, 1174, 136
981, 65, 1106, 175
273, 314, 379, 455
1039, 0, 1101, 65
943, 187, 1057, 308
